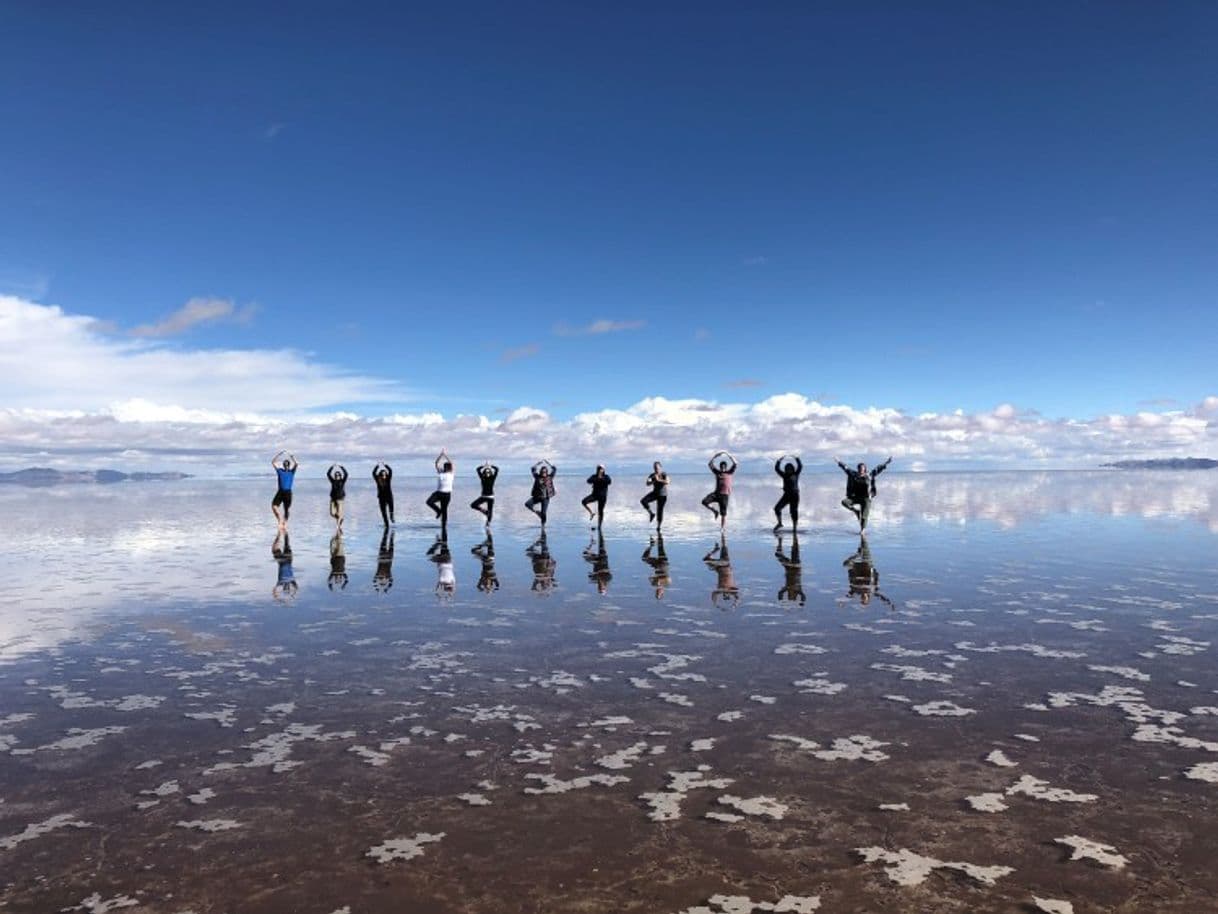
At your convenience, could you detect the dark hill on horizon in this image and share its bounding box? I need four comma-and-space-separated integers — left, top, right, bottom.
0, 467, 191, 486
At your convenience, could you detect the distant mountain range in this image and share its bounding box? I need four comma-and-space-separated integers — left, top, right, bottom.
1101, 458, 1217, 470
0, 467, 191, 486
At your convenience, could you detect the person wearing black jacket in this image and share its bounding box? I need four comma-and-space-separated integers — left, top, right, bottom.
581, 465, 612, 528
773, 455, 802, 532
470, 461, 499, 527
641, 461, 669, 529
327, 464, 348, 531
525, 461, 557, 527
372, 462, 394, 527
836, 456, 892, 532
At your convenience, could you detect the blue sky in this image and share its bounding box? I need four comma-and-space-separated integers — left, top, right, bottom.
1, 2, 1215, 467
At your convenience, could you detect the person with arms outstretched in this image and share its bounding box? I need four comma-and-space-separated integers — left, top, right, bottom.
372, 462, 394, 527
525, 460, 557, 527
581, 465, 612, 528
270, 451, 298, 529
700, 451, 737, 528
836, 456, 892, 532
327, 464, 348, 530
641, 461, 669, 529
425, 450, 454, 530
773, 455, 802, 532
470, 460, 499, 527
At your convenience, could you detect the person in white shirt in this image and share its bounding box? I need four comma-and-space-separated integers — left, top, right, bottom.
425, 450, 454, 530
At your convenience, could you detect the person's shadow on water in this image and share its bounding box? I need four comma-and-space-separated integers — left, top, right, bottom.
373, 527, 394, 593
272, 530, 298, 602
841, 536, 893, 609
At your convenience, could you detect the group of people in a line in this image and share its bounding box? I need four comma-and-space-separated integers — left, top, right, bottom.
271, 450, 895, 534
272, 525, 889, 610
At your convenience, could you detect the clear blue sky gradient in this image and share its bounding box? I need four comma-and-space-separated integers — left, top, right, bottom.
2, 2, 1215, 419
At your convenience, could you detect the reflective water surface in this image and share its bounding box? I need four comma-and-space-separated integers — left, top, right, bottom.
1, 471, 1216, 913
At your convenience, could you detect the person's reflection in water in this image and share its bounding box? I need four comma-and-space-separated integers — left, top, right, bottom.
373, 527, 395, 593
775, 532, 806, 607
641, 533, 671, 600
583, 530, 612, 594
704, 534, 740, 609
472, 531, 500, 593
272, 530, 298, 602
842, 537, 893, 608
527, 531, 557, 595
427, 532, 456, 601
328, 532, 348, 591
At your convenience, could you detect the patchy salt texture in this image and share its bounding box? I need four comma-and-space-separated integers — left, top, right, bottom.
11, 726, 126, 754
0, 812, 92, 850
670, 894, 820, 913
690, 738, 715, 751
63, 894, 140, 912
457, 792, 492, 806
186, 788, 216, 805
878, 803, 910, 811
717, 711, 744, 722
596, 742, 652, 770
1032, 898, 1074, 914
176, 818, 242, 832
1055, 835, 1128, 869
985, 749, 1018, 768
717, 794, 787, 820
640, 767, 733, 822
1184, 761, 1218, 783
855, 846, 1014, 887
1088, 664, 1150, 682
966, 792, 1010, 813
769, 733, 889, 763
912, 700, 976, 717
1007, 775, 1098, 804
792, 677, 847, 695
749, 695, 776, 705
871, 663, 952, 684
523, 773, 630, 795
366, 832, 445, 864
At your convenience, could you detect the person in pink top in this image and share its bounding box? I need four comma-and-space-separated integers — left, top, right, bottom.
700, 451, 737, 528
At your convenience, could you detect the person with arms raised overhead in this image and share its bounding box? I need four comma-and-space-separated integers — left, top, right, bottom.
372, 462, 394, 527
773, 455, 802, 532
425, 450, 454, 530
270, 450, 298, 530
327, 464, 348, 531
641, 461, 669, 530
525, 460, 557, 527
700, 451, 737, 529
581, 464, 612, 529
470, 460, 499, 527
836, 455, 892, 533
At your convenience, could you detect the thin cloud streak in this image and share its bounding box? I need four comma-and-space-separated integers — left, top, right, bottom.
129, 297, 256, 338
500, 342, 540, 364
553, 319, 646, 337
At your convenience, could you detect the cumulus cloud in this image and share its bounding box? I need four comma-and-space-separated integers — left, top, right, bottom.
0, 294, 403, 412
553, 319, 645, 337
129, 297, 255, 337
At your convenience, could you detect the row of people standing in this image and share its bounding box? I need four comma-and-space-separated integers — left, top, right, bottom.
271, 450, 894, 534
273, 526, 890, 610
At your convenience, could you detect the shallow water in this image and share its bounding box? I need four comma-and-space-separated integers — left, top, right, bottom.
1, 470, 1216, 913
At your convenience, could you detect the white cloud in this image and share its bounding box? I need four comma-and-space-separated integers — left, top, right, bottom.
553, 319, 646, 336
129, 297, 255, 337
0, 295, 403, 413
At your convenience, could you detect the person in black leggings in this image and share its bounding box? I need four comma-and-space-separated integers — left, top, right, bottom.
641, 461, 669, 529
773, 455, 802, 532
327, 464, 348, 531
700, 452, 737, 528
581, 465, 612, 528
372, 463, 394, 526
525, 461, 556, 527
424, 450, 454, 530
470, 461, 499, 526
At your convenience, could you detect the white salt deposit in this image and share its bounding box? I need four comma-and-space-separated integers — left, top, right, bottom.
855, 846, 1013, 886
366, 831, 445, 863
1055, 835, 1128, 869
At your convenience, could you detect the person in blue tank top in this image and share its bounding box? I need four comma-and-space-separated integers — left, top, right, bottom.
271, 450, 299, 529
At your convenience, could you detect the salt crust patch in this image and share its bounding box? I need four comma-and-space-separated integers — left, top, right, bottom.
581, 715, 633, 729
0, 813, 92, 850
640, 767, 733, 821
1013, 733, 1040, 742
912, 700, 976, 717
204, 723, 355, 775
985, 750, 1017, 768
10, 726, 126, 754
750, 695, 776, 705
366, 832, 445, 863
63, 893, 140, 912
187, 788, 216, 805
871, 663, 952, 684
1184, 761, 1218, 783
1088, 665, 1150, 682
955, 641, 1084, 659
965, 792, 1009, 813
878, 803, 909, 811
185, 707, 238, 728
690, 738, 715, 751
176, 818, 242, 832
769, 733, 889, 762
717, 711, 744, 722
524, 773, 629, 795
717, 794, 787, 820
793, 678, 847, 695
670, 894, 820, 913
856, 846, 1013, 886
457, 793, 492, 806
597, 742, 654, 770
1032, 898, 1074, 914
774, 643, 827, 655
1007, 775, 1097, 804
348, 745, 391, 767
1056, 835, 1128, 869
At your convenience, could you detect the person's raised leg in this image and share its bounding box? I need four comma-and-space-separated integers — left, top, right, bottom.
701, 493, 719, 520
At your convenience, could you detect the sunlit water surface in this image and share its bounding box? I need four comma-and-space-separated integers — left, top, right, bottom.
1, 471, 1216, 913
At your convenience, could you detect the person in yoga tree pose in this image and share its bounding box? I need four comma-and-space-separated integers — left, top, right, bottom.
525, 460, 557, 527
328, 532, 348, 591
775, 532, 806, 606
836, 456, 893, 532
425, 450, 454, 529
641, 534, 670, 600
372, 462, 395, 527
773, 455, 802, 532
641, 461, 669, 529
704, 533, 740, 608
470, 461, 499, 526
327, 464, 348, 530
472, 531, 499, 593
581, 465, 612, 528
270, 451, 298, 529
701, 451, 737, 528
